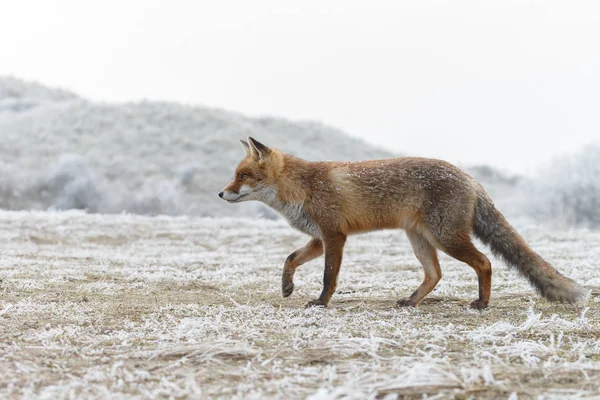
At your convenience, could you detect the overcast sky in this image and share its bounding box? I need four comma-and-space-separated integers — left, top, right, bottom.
1, 0, 598, 174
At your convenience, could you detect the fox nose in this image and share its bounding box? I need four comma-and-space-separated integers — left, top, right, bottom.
218, 191, 224, 198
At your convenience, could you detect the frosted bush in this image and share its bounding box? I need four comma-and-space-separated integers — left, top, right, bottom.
524, 144, 600, 228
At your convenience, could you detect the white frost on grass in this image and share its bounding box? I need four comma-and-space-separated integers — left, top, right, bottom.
0, 210, 599, 399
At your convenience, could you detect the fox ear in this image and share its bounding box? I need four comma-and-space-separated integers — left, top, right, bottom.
240, 140, 251, 156
247, 137, 271, 161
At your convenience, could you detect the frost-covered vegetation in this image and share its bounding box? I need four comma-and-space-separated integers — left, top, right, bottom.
0, 76, 598, 397
0, 76, 78, 113
522, 145, 600, 229
0, 210, 598, 398
0, 77, 517, 219
1, 76, 597, 229
0, 77, 393, 218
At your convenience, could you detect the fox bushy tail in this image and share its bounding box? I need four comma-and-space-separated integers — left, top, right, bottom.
472, 192, 589, 303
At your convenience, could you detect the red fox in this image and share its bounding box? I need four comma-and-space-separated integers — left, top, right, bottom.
219, 137, 588, 309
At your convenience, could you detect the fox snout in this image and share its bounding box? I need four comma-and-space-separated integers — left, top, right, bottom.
219, 185, 251, 203
218, 189, 239, 202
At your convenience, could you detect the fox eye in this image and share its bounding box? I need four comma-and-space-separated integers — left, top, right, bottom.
238, 173, 248, 180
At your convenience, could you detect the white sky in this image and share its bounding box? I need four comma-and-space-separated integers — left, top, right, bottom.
1, 0, 598, 174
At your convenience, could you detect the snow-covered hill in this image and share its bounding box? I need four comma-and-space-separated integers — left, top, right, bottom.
0, 76, 79, 114
0, 77, 396, 217
2, 77, 597, 228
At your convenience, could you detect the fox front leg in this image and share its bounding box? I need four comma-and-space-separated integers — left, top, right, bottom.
282, 238, 323, 297
306, 233, 346, 308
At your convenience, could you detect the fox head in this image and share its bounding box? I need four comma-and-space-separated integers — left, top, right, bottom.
218, 137, 280, 203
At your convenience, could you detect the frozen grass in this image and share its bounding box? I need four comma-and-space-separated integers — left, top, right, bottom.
0, 210, 599, 399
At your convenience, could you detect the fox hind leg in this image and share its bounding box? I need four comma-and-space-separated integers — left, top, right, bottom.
398, 232, 442, 307
439, 234, 492, 310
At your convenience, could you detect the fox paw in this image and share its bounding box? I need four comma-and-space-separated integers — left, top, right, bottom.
305, 299, 327, 308
396, 298, 417, 308
470, 299, 489, 310
282, 281, 294, 298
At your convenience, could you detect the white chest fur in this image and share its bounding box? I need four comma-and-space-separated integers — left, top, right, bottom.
261, 187, 321, 237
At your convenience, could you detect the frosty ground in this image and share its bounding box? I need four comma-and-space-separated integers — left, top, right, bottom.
0, 211, 599, 399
